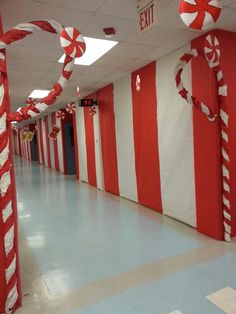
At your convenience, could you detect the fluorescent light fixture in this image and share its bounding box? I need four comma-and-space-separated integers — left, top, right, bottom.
58, 36, 118, 66
28, 89, 50, 98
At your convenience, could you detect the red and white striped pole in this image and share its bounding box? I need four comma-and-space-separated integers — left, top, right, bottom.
175, 34, 231, 242
0, 20, 86, 313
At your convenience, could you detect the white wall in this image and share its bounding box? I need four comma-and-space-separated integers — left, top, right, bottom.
156, 45, 197, 227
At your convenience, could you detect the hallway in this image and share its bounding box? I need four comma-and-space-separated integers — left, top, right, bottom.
15, 157, 236, 314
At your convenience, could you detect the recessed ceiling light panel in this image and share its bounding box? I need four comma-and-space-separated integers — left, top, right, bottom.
28, 90, 50, 99
58, 36, 118, 66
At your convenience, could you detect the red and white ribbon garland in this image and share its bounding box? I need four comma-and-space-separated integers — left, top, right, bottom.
65, 102, 76, 114
174, 34, 231, 242
0, 20, 85, 313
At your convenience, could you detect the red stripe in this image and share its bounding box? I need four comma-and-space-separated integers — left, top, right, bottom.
192, 33, 223, 240
97, 84, 119, 195
72, 112, 80, 180
38, 119, 45, 165
51, 113, 60, 171
131, 62, 162, 212
45, 117, 51, 168
84, 107, 97, 187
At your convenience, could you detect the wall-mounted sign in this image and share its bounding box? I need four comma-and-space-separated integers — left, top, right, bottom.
137, 0, 158, 33
79, 99, 98, 107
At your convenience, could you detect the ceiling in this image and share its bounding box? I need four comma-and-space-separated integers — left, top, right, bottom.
1, 0, 236, 111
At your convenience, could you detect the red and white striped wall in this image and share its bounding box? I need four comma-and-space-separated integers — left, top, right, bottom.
34, 29, 236, 241
36, 114, 65, 173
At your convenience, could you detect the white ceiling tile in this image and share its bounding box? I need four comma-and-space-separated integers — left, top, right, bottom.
125, 25, 184, 46
161, 30, 199, 49
17, 46, 62, 62
158, 1, 187, 30
34, 0, 106, 12
82, 14, 137, 41
140, 46, 173, 61
106, 42, 153, 58
215, 8, 236, 32
98, 0, 137, 20
93, 55, 136, 69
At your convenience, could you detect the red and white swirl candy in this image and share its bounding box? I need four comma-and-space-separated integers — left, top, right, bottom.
25, 97, 36, 106
65, 102, 76, 114
56, 110, 66, 120
0, 20, 85, 313
89, 106, 97, 116
60, 27, 86, 58
175, 34, 231, 242
179, 0, 222, 30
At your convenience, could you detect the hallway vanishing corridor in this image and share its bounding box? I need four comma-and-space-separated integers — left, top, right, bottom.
15, 157, 236, 314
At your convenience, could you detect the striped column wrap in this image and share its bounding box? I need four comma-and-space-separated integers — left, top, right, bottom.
174, 36, 231, 242
0, 20, 85, 313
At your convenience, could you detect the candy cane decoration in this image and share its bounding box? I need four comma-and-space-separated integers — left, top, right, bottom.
56, 110, 65, 120
174, 34, 231, 242
0, 20, 86, 313
179, 0, 222, 30
65, 102, 76, 114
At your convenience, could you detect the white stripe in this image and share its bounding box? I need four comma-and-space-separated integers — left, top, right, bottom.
114, 75, 138, 202
14, 23, 41, 32
0, 143, 9, 166
219, 85, 228, 96
200, 103, 210, 116
222, 148, 229, 162
223, 181, 230, 193
36, 121, 42, 164
0, 112, 6, 133
223, 221, 231, 234
221, 130, 228, 142
220, 109, 229, 126
222, 165, 229, 180
48, 115, 55, 169
0, 171, 11, 196
217, 71, 223, 81
157, 45, 196, 227
93, 107, 104, 190
2, 202, 13, 223
42, 119, 48, 166
55, 116, 64, 173
223, 195, 230, 209
35, 102, 48, 112
5, 283, 18, 314
6, 254, 16, 283
209, 0, 222, 8
75, 106, 88, 182
4, 225, 14, 256
223, 210, 231, 221
0, 83, 5, 105
202, 12, 215, 30
180, 12, 198, 27
169, 311, 182, 314
47, 19, 63, 33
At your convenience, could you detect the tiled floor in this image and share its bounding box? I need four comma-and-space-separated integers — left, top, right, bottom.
15, 157, 236, 314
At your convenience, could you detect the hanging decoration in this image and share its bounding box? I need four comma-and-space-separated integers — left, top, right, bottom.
174, 34, 231, 242
48, 125, 61, 140
60, 27, 86, 58
136, 74, 141, 92
56, 110, 66, 120
89, 106, 97, 116
25, 97, 36, 106
0, 19, 85, 314
65, 102, 76, 114
179, 0, 222, 30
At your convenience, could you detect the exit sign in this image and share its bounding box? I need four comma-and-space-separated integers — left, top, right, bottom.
137, 0, 158, 33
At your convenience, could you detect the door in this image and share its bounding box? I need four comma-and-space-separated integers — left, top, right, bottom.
64, 122, 76, 175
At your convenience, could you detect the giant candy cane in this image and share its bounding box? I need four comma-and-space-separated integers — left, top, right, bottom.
174, 34, 231, 242
0, 20, 86, 313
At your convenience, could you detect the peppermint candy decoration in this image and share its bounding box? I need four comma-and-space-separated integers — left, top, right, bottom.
56, 110, 66, 119
136, 74, 141, 92
60, 27, 86, 58
25, 97, 36, 106
179, 0, 222, 30
66, 102, 76, 114
89, 106, 97, 116
204, 34, 220, 68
